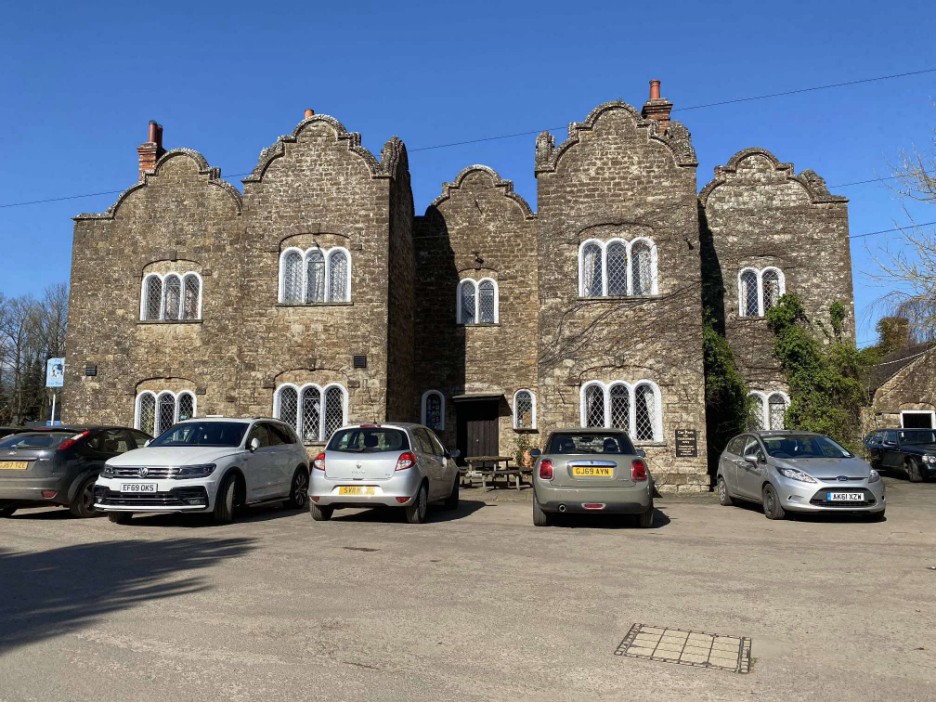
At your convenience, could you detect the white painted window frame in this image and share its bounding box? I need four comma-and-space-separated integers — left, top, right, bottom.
278, 246, 353, 304
748, 390, 790, 430
578, 380, 663, 442
456, 277, 499, 325
273, 382, 348, 441
899, 410, 936, 429
578, 237, 659, 298
139, 271, 203, 321
512, 389, 537, 430
134, 389, 197, 435
420, 390, 446, 431
738, 267, 786, 318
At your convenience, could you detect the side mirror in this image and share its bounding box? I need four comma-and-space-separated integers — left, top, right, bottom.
743, 454, 759, 465
248, 437, 260, 452
635, 449, 646, 458
529, 449, 541, 458
448, 448, 461, 459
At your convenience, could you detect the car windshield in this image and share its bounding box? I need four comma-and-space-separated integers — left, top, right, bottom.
0, 432, 71, 450
897, 429, 936, 445
547, 432, 636, 455
149, 422, 248, 448
327, 427, 409, 452
762, 434, 853, 459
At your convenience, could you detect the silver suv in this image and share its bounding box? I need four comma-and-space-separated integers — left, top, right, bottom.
308, 422, 460, 524
95, 417, 310, 524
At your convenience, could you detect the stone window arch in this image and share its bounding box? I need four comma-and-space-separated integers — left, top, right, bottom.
457, 278, 499, 324
579, 380, 663, 443
135, 389, 197, 436
513, 389, 536, 430
139, 272, 202, 321
421, 390, 445, 431
274, 382, 347, 443
278, 246, 352, 304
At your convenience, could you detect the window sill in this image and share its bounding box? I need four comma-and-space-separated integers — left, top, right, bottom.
277, 302, 354, 308
737, 315, 767, 321
459, 322, 501, 327
633, 441, 667, 448
513, 427, 539, 433
137, 319, 204, 325
576, 295, 660, 302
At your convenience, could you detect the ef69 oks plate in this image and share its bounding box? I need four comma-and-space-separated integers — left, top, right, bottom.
121, 483, 157, 493
338, 486, 376, 496
572, 466, 613, 478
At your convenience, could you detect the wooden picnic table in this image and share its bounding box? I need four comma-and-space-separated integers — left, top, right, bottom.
463, 455, 525, 490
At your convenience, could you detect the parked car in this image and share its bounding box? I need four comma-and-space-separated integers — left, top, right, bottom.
0, 426, 150, 518
529, 428, 654, 527
717, 430, 885, 520
0, 427, 24, 440
94, 417, 309, 524
308, 422, 460, 524
863, 428, 936, 482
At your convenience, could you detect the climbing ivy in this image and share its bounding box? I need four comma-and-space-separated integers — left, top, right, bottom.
702, 315, 750, 472
765, 294, 869, 450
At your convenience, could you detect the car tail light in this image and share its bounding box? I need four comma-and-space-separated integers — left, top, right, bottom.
41, 490, 58, 499
539, 459, 554, 480
313, 453, 325, 471
395, 497, 409, 503
631, 459, 648, 481
57, 430, 91, 452
395, 452, 416, 471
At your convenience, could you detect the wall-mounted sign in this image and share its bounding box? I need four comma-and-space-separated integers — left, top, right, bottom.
46, 358, 65, 388
675, 429, 698, 458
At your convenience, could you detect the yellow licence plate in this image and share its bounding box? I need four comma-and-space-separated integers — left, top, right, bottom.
338, 486, 376, 496
572, 466, 613, 478
0, 461, 28, 470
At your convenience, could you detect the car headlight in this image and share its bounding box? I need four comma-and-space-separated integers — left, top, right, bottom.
923, 455, 936, 464
101, 464, 115, 478
868, 468, 881, 483
776, 467, 817, 483
174, 464, 216, 479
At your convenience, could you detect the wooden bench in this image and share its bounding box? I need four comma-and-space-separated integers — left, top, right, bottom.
463, 456, 523, 490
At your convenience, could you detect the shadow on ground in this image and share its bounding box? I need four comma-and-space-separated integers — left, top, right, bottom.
0, 537, 254, 655
544, 506, 672, 530
329, 498, 486, 524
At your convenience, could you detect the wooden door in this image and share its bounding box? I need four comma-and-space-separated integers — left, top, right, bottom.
456, 401, 500, 461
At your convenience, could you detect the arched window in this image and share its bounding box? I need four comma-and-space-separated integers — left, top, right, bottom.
580, 242, 603, 297
182, 274, 201, 320
513, 390, 535, 430
739, 269, 760, 317
457, 278, 499, 325
278, 246, 352, 304
762, 268, 783, 313
579, 238, 658, 298
606, 241, 628, 296
422, 390, 445, 431
631, 240, 654, 296
140, 272, 202, 321
739, 267, 785, 317
768, 392, 788, 430
748, 392, 766, 430
580, 380, 663, 442
274, 383, 348, 443
163, 275, 182, 320
135, 390, 197, 436
142, 275, 163, 321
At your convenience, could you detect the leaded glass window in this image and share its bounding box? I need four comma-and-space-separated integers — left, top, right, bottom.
282, 251, 303, 303
634, 384, 657, 441
137, 393, 156, 435
478, 280, 496, 323
424, 392, 443, 430
768, 393, 787, 430
609, 384, 629, 430
277, 386, 299, 430
515, 390, 533, 429
584, 384, 605, 427
459, 280, 476, 325
762, 269, 781, 312
740, 270, 759, 317
143, 276, 162, 321
305, 250, 325, 303
328, 250, 349, 302
163, 275, 181, 320
631, 241, 653, 295
182, 274, 200, 320
581, 243, 603, 297
607, 242, 628, 296
157, 392, 176, 435
177, 392, 195, 421
324, 386, 344, 440
748, 393, 766, 431
301, 387, 322, 442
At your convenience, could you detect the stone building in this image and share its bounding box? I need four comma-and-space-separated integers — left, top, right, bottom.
864, 344, 936, 431
64, 81, 855, 491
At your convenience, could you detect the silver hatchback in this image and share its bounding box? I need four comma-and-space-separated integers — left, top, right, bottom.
716, 431, 886, 520
308, 422, 460, 524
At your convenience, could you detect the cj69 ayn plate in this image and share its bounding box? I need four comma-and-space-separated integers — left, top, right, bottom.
571, 466, 613, 478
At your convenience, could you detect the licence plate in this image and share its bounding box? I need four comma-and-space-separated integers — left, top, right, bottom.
827, 492, 863, 502
572, 466, 613, 478
338, 486, 376, 496
0, 460, 28, 470
122, 483, 157, 493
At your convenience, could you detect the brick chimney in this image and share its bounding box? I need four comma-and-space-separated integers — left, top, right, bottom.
137, 120, 165, 180
641, 79, 673, 134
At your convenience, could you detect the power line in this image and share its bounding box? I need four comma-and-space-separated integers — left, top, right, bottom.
849, 221, 936, 240
0, 67, 933, 210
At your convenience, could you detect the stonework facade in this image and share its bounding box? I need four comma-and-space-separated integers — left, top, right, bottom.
64, 84, 854, 491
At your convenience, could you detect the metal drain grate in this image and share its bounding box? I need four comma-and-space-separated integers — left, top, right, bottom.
615, 624, 751, 674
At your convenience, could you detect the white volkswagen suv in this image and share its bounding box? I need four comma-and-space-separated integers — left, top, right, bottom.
94, 417, 310, 524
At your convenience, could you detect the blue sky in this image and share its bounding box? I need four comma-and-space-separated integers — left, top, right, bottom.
1, 0, 933, 347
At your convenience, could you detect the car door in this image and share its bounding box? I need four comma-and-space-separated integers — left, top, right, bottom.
413, 428, 446, 500
265, 422, 298, 496
719, 436, 744, 494
737, 436, 768, 500
427, 429, 456, 497
243, 423, 278, 501
864, 431, 883, 466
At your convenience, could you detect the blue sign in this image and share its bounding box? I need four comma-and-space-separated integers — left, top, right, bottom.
46, 358, 65, 388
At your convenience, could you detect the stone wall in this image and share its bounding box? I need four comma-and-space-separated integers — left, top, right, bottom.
868, 349, 936, 430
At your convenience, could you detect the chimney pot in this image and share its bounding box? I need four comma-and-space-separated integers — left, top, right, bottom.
147, 120, 158, 143
649, 80, 661, 100
138, 120, 166, 181
304, 108, 315, 119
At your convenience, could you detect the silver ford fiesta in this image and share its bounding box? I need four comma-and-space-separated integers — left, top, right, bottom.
716, 431, 886, 520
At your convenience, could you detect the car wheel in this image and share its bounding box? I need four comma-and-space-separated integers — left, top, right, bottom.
405, 484, 428, 524
717, 476, 734, 506
310, 502, 333, 521
762, 483, 786, 520
532, 494, 551, 527
108, 512, 132, 524
69, 476, 99, 518
0, 504, 17, 518
213, 474, 238, 524
906, 458, 923, 483
286, 467, 309, 509
637, 499, 655, 528
442, 475, 459, 511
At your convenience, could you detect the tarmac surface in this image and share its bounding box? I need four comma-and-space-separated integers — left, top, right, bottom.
0, 475, 934, 701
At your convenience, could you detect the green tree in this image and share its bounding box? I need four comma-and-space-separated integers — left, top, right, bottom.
702, 316, 749, 474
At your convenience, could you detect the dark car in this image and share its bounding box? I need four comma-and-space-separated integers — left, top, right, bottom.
0, 426, 152, 518
864, 428, 936, 482
0, 427, 24, 440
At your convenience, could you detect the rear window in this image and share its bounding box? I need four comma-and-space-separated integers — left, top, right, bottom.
0, 432, 72, 450
546, 432, 635, 455
327, 427, 410, 452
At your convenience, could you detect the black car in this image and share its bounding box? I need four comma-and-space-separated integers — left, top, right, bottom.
0, 427, 23, 440
0, 426, 152, 518
863, 428, 936, 482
